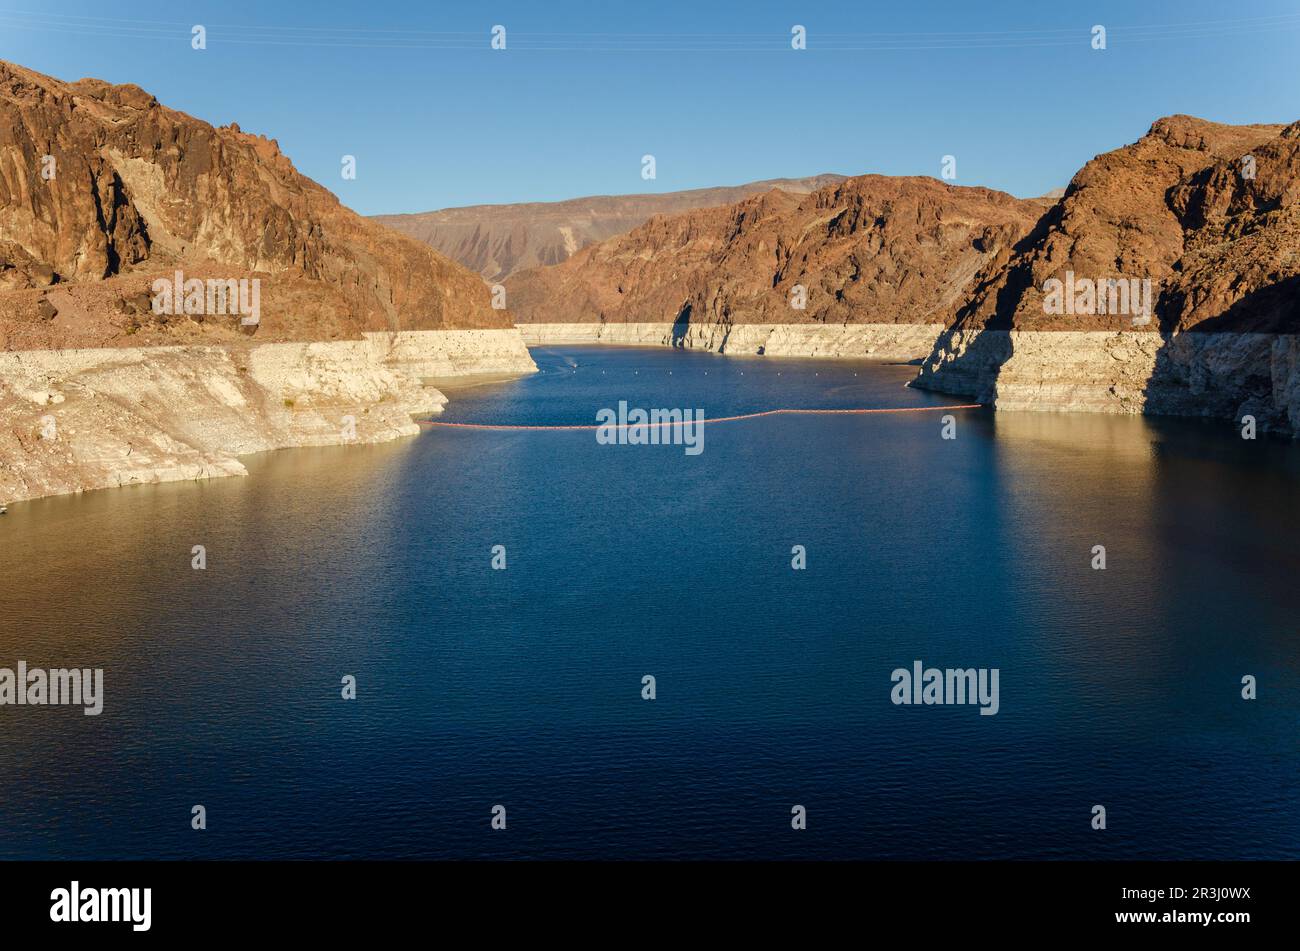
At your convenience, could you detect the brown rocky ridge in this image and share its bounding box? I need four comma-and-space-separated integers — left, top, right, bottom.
505, 175, 1049, 332
0, 59, 509, 352
372, 175, 848, 282
911, 115, 1300, 432
938, 115, 1293, 335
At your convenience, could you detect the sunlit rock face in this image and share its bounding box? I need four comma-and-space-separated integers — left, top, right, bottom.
0, 330, 536, 503
0, 58, 513, 347
505, 176, 1046, 335
0, 60, 538, 501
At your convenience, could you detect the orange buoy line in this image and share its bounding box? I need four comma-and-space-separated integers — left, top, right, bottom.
417, 404, 985, 431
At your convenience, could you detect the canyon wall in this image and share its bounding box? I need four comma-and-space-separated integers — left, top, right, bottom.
0, 329, 535, 502
505, 176, 1047, 362
1, 60, 538, 503
0, 59, 511, 338
910, 116, 1300, 434
506, 116, 1300, 434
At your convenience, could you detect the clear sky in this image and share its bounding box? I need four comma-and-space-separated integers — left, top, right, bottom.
3, 1, 1297, 215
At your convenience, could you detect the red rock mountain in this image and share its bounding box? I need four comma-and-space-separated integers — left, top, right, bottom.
372, 175, 847, 282
0, 59, 507, 351
948, 115, 1296, 334
505, 176, 1048, 328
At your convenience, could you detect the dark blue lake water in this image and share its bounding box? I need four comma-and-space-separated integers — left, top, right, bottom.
1, 345, 1297, 859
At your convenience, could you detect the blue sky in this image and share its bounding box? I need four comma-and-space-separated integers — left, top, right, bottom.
3, 1, 1297, 214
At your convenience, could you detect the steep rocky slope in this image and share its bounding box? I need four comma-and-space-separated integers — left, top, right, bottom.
925, 116, 1288, 335
0, 60, 534, 502
373, 175, 846, 282
0, 59, 513, 349
506, 175, 1047, 359
914, 115, 1300, 433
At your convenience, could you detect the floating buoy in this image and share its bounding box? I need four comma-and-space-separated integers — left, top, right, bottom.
419, 404, 983, 432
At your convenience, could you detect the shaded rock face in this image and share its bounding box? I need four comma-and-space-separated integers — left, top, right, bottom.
0, 59, 510, 349
914, 116, 1300, 435
505, 175, 1047, 334
372, 175, 848, 282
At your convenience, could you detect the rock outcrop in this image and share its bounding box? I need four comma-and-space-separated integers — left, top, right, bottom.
0, 60, 536, 502
0, 59, 512, 347
0, 330, 533, 502
914, 116, 1300, 434
372, 175, 847, 282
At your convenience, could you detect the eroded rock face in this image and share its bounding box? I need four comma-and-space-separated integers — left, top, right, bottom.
0, 60, 539, 503
909, 116, 1300, 435
1164, 123, 1300, 334
0, 330, 535, 502
0, 59, 510, 348
942, 115, 1295, 335
505, 176, 1047, 335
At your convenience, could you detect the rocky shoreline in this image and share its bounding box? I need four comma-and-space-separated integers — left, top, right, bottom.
0, 329, 536, 503
911, 329, 1300, 435
518, 321, 944, 362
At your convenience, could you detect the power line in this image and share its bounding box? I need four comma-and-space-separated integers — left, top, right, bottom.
4, 6, 1300, 37
1, 9, 1297, 52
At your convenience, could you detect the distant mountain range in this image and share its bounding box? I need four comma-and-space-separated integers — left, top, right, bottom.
371, 175, 848, 282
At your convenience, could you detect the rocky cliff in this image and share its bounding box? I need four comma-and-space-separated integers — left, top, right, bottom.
914, 115, 1300, 434
0, 330, 533, 502
505, 175, 1046, 360
0, 59, 514, 348
0, 60, 535, 502
372, 175, 846, 282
